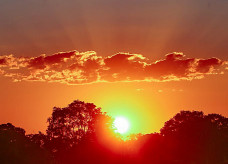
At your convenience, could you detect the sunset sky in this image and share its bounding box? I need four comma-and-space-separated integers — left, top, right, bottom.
0, 0, 228, 135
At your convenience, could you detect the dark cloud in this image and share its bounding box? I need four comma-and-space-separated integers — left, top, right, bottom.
100, 53, 146, 81
0, 51, 226, 84
27, 51, 77, 70
0, 58, 6, 65
144, 52, 224, 81
196, 58, 222, 73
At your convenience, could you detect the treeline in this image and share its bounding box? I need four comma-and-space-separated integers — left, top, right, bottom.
0, 100, 227, 164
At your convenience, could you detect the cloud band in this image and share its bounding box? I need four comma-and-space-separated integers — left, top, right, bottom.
0, 51, 226, 84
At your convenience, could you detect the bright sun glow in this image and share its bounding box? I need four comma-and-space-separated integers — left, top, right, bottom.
114, 117, 130, 134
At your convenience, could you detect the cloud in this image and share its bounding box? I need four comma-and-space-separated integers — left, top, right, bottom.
144, 52, 225, 81
100, 53, 147, 82
0, 51, 227, 85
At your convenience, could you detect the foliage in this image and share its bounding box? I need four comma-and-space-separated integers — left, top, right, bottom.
0, 123, 50, 164
1, 100, 227, 164
160, 110, 228, 164
46, 100, 110, 152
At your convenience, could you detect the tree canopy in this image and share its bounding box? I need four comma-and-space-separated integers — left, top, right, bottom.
160, 110, 228, 164
0, 101, 227, 164
46, 100, 111, 152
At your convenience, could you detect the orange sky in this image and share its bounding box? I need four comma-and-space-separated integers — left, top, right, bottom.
0, 0, 228, 135
0, 69, 227, 134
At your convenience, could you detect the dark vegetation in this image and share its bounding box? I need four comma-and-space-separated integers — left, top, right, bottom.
0, 100, 227, 164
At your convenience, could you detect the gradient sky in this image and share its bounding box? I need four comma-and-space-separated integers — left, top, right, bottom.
0, 0, 228, 135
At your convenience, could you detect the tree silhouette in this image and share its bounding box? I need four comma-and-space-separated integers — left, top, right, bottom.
27, 132, 48, 149
0, 123, 50, 164
1, 103, 227, 164
46, 100, 111, 152
160, 111, 228, 164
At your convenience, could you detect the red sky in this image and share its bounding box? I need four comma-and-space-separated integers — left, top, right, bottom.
0, 0, 228, 134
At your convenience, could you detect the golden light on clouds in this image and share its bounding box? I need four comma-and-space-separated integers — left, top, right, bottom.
0, 51, 227, 85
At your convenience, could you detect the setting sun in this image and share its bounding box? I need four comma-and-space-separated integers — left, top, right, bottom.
114, 117, 130, 134
0, 0, 228, 163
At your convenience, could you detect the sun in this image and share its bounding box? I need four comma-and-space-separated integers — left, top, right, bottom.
114, 117, 130, 134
